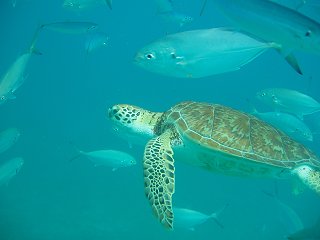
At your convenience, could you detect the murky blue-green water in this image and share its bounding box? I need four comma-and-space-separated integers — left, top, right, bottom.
1, 0, 320, 239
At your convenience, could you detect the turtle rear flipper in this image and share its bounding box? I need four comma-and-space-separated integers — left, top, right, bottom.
143, 130, 175, 229
294, 165, 320, 195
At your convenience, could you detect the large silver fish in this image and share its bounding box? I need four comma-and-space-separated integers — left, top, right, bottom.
0, 157, 24, 187
173, 204, 227, 230
256, 88, 320, 119
0, 53, 32, 104
134, 28, 277, 78
0, 25, 41, 105
213, 0, 320, 74
0, 128, 20, 154
251, 109, 313, 142
71, 149, 136, 171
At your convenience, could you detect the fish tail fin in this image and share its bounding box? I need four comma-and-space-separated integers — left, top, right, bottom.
209, 203, 229, 228
105, 0, 112, 10
28, 24, 44, 55
245, 98, 258, 114
69, 142, 84, 162
273, 46, 303, 75
69, 154, 82, 162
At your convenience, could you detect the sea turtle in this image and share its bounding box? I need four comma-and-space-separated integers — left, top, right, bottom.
107, 101, 320, 229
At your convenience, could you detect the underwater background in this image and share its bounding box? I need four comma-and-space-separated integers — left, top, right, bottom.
1, 0, 320, 239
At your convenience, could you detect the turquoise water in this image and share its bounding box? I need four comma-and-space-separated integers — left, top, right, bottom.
1, 0, 320, 239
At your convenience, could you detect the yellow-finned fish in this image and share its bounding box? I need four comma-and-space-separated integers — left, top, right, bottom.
256, 88, 320, 119
134, 28, 278, 78
212, 0, 320, 74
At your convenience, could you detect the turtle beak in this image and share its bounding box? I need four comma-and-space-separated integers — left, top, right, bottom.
107, 105, 120, 120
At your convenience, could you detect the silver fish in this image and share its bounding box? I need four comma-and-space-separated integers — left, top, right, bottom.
0, 25, 42, 105
134, 28, 277, 78
173, 205, 227, 230
41, 22, 98, 34
251, 109, 313, 142
63, 0, 111, 11
213, 0, 320, 74
85, 32, 110, 54
71, 149, 136, 171
0, 157, 24, 187
0, 53, 32, 104
256, 88, 320, 119
0, 128, 20, 154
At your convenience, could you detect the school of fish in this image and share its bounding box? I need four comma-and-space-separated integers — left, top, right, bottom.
2, 0, 320, 238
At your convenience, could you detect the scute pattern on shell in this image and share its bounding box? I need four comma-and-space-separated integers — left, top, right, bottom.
163, 101, 320, 169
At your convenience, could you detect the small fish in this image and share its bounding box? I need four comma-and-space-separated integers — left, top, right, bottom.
287, 217, 320, 240
158, 11, 193, 27
134, 28, 277, 78
0, 128, 20, 154
41, 21, 98, 34
0, 25, 42, 105
256, 88, 320, 119
63, 0, 111, 11
173, 204, 228, 230
85, 32, 110, 54
0, 157, 24, 187
71, 149, 136, 171
250, 108, 313, 142
213, 0, 320, 74
0, 53, 32, 104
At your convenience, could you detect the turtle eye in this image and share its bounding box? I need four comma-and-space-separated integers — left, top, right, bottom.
261, 92, 266, 97
145, 53, 154, 60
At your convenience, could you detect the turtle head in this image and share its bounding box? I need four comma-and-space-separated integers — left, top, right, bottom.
108, 104, 162, 144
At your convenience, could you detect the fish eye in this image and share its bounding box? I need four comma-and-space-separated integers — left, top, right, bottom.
305, 30, 312, 37
171, 52, 177, 59
145, 53, 154, 60
0, 96, 5, 100
260, 92, 266, 97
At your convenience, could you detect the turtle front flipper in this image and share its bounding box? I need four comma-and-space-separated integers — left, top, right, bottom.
293, 165, 320, 195
143, 130, 175, 229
